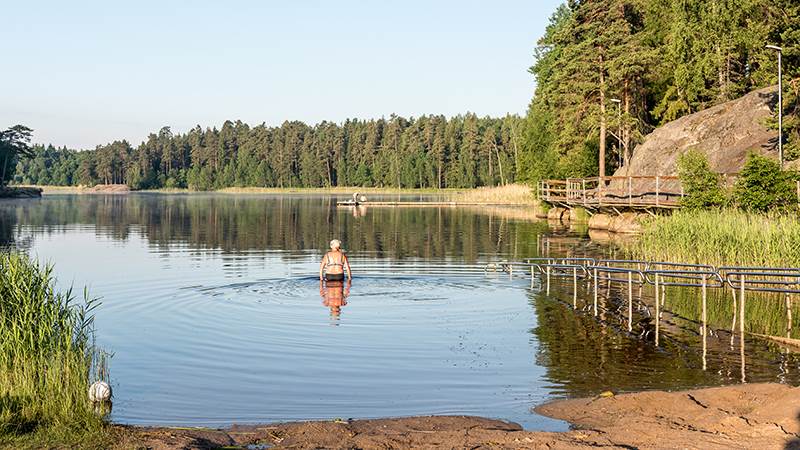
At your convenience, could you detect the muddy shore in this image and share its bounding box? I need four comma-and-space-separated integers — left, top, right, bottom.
116, 383, 800, 449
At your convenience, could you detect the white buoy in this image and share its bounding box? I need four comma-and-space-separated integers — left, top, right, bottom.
89, 380, 112, 403
359, 195, 367, 203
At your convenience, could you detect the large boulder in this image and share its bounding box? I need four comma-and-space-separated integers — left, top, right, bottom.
614, 86, 795, 179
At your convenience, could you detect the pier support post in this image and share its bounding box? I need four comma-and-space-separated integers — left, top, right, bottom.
573, 267, 578, 309
702, 274, 707, 371
787, 294, 793, 339
593, 268, 598, 316
546, 266, 551, 296
740, 275, 746, 383
655, 274, 660, 346
627, 271, 633, 332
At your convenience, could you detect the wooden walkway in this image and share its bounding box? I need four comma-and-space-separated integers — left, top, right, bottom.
537, 175, 740, 210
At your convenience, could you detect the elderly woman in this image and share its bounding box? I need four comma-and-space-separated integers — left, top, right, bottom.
319, 239, 352, 282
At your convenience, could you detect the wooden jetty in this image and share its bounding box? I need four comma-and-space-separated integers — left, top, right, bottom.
537, 174, 740, 211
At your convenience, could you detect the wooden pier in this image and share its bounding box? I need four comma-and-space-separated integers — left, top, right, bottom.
537, 174, 741, 211
538, 176, 683, 210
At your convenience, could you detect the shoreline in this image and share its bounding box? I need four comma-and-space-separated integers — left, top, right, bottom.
114, 383, 800, 449
14, 184, 541, 206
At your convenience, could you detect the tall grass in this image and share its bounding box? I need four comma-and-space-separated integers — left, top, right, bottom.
449, 184, 537, 205
629, 210, 800, 267
0, 252, 109, 447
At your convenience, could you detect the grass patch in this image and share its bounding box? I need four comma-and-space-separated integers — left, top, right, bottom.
0, 252, 112, 448
449, 184, 537, 205
627, 209, 800, 267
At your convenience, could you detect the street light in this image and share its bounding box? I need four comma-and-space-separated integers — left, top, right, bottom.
766, 44, 783, 169
611, 99, 622, 167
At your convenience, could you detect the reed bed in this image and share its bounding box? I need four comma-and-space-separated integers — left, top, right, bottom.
0, 252, 109, 447
628, 210, 800, 268
449, 184, 537, 205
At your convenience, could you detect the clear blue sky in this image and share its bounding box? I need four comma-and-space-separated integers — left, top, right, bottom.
1, 0, 562, 149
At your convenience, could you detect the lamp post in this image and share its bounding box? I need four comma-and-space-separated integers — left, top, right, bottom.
766, 45, 783, 169
611, 98, 622, 167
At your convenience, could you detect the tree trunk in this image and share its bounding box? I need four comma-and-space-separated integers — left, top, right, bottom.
598, 51, 607, 179
488, 140, 493, 186
493, 142, 506, 186
0, 153, 7, 187
623, 79, 631, 168
510, 122, 520, 182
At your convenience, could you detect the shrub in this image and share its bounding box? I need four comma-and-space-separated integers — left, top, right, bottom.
676, 149, 727, 209
733, 153, 798, 212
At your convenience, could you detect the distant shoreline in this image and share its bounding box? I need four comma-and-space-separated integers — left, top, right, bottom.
15, 184, 540, 206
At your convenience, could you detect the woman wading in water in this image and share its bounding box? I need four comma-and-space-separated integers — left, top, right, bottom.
319, 239, 352, 282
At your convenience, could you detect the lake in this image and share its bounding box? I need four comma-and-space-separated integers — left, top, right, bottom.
1, 194, 799, 429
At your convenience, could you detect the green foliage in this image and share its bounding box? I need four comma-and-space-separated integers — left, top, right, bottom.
0, 125, 33, 187
15, 116, 525, 191
733, 153, 798, 212
0, 252, 109, 445
520, 0, 800, 180
676, 150, 727, 208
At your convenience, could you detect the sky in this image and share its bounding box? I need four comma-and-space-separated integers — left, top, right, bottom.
1, 0, 562, 149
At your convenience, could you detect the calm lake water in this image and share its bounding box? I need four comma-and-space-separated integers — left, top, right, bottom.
2, 194, 799, 429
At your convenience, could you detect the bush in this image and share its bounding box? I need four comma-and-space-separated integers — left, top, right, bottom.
733, 153, 798, 212
676, 149, 727, 209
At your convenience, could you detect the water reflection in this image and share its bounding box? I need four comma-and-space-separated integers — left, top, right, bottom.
6, 194, 800, 429
320, 279, 351, 321
2, 194, 547, 262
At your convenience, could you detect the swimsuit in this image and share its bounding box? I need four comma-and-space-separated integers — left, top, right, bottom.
324, 252, 346, 281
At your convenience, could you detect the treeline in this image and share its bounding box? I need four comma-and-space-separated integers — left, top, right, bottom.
520, 0, 800, 181
14, 115, 523, 190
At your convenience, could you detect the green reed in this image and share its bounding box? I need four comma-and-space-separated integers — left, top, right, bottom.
629, 209, 800, 268
0, 252, 110, 447
661, 285, 797, 339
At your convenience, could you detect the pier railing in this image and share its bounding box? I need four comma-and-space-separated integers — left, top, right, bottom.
488, 257, 800, 361
537, 174, 742, 209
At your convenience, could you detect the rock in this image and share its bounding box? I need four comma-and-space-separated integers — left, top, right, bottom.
588, 212, 648, 234
569, 207, 590, 222
588, 213, 612, 230
608, 212, 644, 234
547, 207, 568, 221
615, 86, 797, 180
0, 187, 43, 198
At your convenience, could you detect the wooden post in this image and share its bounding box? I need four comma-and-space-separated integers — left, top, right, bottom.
655, 176, 660, 207
593, 268, 599, 316
628, 177, 633, 207
582, 179, 587, 206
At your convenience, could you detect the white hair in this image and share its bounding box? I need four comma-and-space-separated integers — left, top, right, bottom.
329, 239, 341, 249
